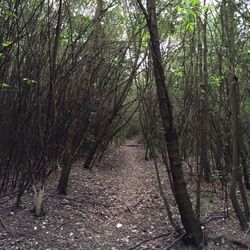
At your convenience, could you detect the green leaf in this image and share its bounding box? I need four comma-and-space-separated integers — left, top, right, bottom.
177, 5, 182, 13
209, 76, 222, 89
142, 31, 150, 43
175, 71, 183, 77
5, 10, 17, 19
82, 15, 90, 23
189, 0, 199, 7
2, 40, 12, 47
23, 78, 38, 86
185, 22, 195, 31
203, 5, 214, 12
0, 83, 10, 89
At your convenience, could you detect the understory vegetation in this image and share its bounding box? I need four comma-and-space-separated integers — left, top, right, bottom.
0, 0, 249, 249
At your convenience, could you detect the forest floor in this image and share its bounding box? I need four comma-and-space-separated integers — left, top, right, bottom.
0, 139, 250, 250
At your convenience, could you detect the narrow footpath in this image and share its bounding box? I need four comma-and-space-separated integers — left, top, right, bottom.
0, 139, 173, 250
1, 139, 249, 249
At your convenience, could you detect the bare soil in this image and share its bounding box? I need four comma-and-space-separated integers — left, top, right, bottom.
0, 139, 249, 249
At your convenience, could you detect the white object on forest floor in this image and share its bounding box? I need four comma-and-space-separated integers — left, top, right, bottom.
116, 223, 123, 228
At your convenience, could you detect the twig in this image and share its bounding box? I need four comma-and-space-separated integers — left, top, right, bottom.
244, 228, 250, 237
124, 206, 133, 214
0, 217, 15, 237
44, 190, 57, 201
53, 194, 113, 208
53, 221, 68, 232
211, 235, 249, 249
202, 215, 228, 224
0, 192, 18, 205
165, 233, 186, 250
231, 240, 249, 249
128, 232, 172, 250
230, 240, 249, 249
132, 198, 144, 208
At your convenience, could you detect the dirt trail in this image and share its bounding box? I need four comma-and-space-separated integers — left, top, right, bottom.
85, 138, 172, 249
1, 139, 249, 249
115, 139, 152, 209
0, 139, 172, 250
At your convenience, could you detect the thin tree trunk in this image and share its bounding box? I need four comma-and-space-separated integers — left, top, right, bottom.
137, 0, 204, 246
200, 3, 211, 182
57, 0, 103, 194
241, 143, 250, 190
223, 0, 249, 230
230, 77, 248, 229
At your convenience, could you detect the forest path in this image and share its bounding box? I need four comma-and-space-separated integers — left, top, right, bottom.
112, 138, 153, 212
1, 139, 250, 249
0, 139, 173, 250
81, 138, 173, 249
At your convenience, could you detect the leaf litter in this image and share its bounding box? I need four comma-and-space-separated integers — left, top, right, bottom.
0, 139, 249, 249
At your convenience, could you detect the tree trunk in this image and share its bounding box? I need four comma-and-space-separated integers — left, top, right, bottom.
137, 0, 204, 246
230, 77, 248, 229
57, 132, 74, 194
223, 0, 249, 230
241, 143, 250, 190
200, 4, 211, 182
57, 0, 103, 193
